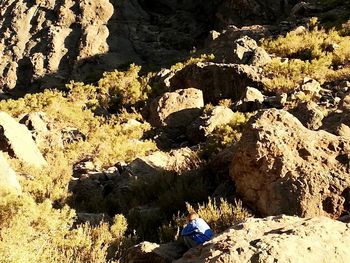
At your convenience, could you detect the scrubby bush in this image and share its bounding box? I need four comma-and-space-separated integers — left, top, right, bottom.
0, 191, 133, 263
262, 19, 350, 92
98, 64, 151, 108
203, 112, 254, 156
159, 198, 251, 243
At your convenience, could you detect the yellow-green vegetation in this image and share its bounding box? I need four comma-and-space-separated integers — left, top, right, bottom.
262, 18, 350, 92
169, 54, 215, 71
97, 64, 151, 108
105, 170, 210, 241
0, 190, 131, 263
203, 112, 254, 156
0, 65, 158, 262
159, 198, 251, 242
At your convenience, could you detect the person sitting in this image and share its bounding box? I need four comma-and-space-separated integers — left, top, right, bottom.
181, 212, 213, 248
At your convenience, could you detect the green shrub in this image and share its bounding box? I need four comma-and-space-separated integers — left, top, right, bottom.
98, 64, 151, 108
203, 112, 253, 156
262, 21, 350, 92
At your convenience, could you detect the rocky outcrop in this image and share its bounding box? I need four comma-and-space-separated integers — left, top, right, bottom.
0, 112, 47, 168
0, 0, 297, 92
170, 62, 264, 104
175, 215, 350, 263
124, 147, 201, 176
148, 88, 204, 128
0, 0, 114, 90
230, 109, 350, 218
210, 35, 271, 65
19, 112, 63, 149
0, 152, 21, 193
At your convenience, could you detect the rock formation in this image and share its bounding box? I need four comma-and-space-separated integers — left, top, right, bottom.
169, 62, 264, 104
230, 109, 350, 218
148, 88, 204, 128
0, 111, 47, 167
175, 215, 350, 263
0, 0, 292, 92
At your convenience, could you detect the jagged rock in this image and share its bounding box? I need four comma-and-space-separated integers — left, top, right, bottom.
186, 106, 235, 143
292, 78, 322, 100
337, 124, 350, 139
0, 112, 47, 167
208, 34, 271, 65
249, 46, 271, 66
19, 112, 63, 149
170, 62, 264, 104
209, 146, 235, 179
0, 0, 114, 90
229, 36, 258, 64
230, 109, 350, 218
123, 241, 185, 263
0, 152, 21, 193
175, 215, 350, 263
124, 147, 201, 177
148, 88, 204, 128
289, 101, 326, 130
234, 86, 266, 112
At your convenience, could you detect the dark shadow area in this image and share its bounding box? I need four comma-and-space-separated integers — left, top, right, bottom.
68, 157, 218, 242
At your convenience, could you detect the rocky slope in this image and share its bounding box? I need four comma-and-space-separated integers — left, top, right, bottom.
0, 0, 295, 92
175, 215, 350, 263
1, 0, 350, 262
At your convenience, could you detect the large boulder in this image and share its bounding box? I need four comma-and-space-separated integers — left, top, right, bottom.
170, 62, 264, 104
124, 147, 201, 176
148, 88, 204, 128
0, 152, 21, 193
0, 112, 47, 168
230, 109, 350, 218
210, 35, 271, 65
175, 215, 350, 263
19, 112, 63, 149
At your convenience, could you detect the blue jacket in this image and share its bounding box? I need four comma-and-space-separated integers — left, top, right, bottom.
181, 218, 213, 245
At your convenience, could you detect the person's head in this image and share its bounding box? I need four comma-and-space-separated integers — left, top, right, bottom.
187, 212, 199, 222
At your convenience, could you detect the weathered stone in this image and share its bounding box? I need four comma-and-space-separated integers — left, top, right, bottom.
148, 88, 204, 128
230, 109, 350, 218
170, 62, 264, 104
124, 147, 201, 177
289, 101, 326, 130
175, 215, 350, 263
0, 112, 47, 167
0, 152, 21, 193
186, 106, 235, 143
249, 46, 271, 66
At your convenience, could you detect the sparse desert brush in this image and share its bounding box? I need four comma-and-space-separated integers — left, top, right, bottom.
203, 112, 254, 155
262, 20, 350, 92
98, 64, 151, 108
159, 197, 252, 242
187, 197, 252, 234
0, 190, 133, 263
170, 54, 215, 71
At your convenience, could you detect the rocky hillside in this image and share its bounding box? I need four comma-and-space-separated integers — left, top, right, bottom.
0, 0, 297, 92
1, 0, 350, 262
